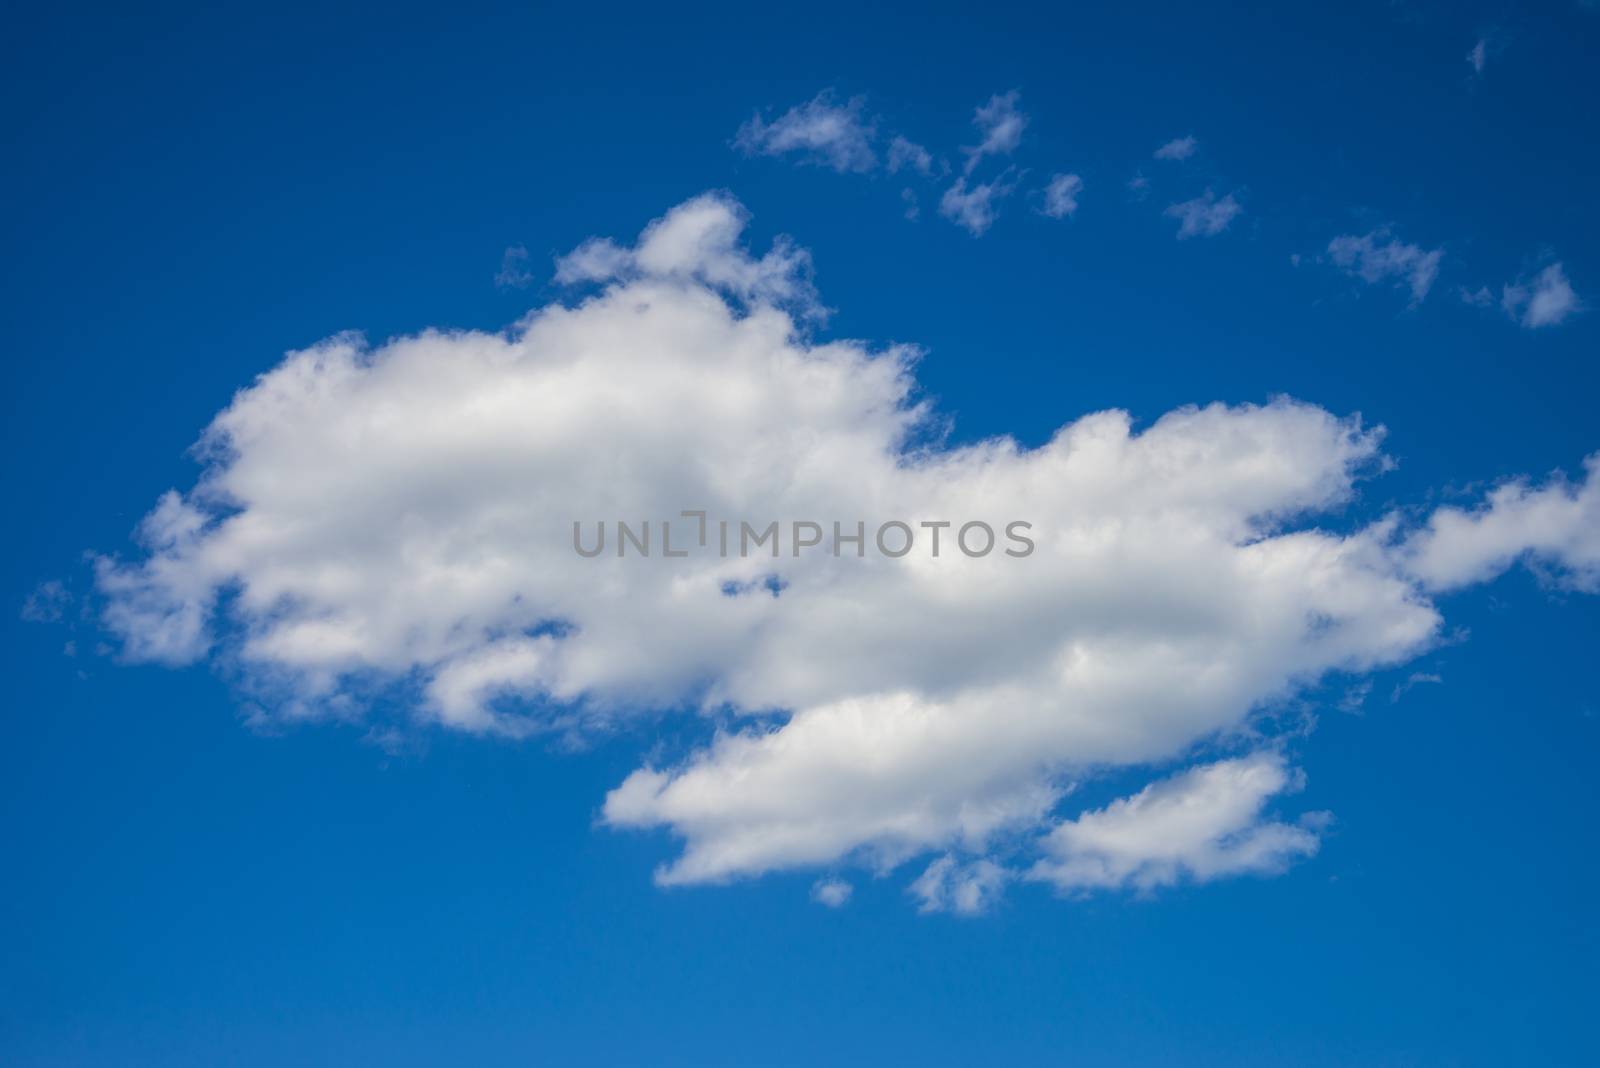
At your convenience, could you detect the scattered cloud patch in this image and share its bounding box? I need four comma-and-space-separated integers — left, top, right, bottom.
939, 172, 1018, 235
1029, 753, 1320, 894
887, 135, 936, 176
21, 580, 71, 623
1467, 38, 1488, 75
1326, 230, 1443, 304
811, 877, 853, 907
911, 856, 1010, 915
734, 91, 878, 173
962, 91, 1027, 175
495, 245, 535, 289
1154, 135, 1198, 161
1502, 263, 1581, 328
1039, 173, 1084, 219
1165, 190, 1242, 239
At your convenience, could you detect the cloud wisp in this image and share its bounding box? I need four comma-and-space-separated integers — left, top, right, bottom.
939, 172, 1019, 235
1502, 262, 1581, 328
94, 194, 1600, 910
1165, 190, 1243, 239
961, 90, 1028, 175
1039, 173, 1084, 219
734, 91, 879, 173
1326, 230, 1444, 305
1154, 135, 1198, 161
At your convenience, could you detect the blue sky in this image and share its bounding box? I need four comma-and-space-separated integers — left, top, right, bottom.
4, 2, 1599, 1065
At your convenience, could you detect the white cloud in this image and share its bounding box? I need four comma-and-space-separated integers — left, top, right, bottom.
21, 579, 71, 623
887, 135, 935, 176
961, 91, 1027, 175
734, 91, 878, 173
1153, 136, 1197, 161
1164, 190, 1242, 239
1326, 230, 1443, 304
94, 192, 1598, 904
1403, 456, 1600, 592
495, 245, 534, 289
910, 855, 1010, 915
1040, 173, 1084, 219
1502, 262, 1581, 328
810, 877, 853, 907
1390, 671, 1442, 703
1459, 285, 1494, 307
1029, 752, 1320, 893
939, 173, 1018, 235
1467, 39, 1487, 74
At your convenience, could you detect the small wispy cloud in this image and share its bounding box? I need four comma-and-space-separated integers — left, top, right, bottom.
1502, 262, 1581, 328
495, 245, 535, 289
1153, 135, 1197, 161
940, 171, 1019, 235
1039, 173, 1084, 219
1165, 189, 1242, 239
962, 91, 1027, 175
1391, 672, 1443, 703
1467, 38, 1488, 75
887, 135, 936, 176
20, 579, 70, 623
1326, 229, 1443, 304
911, 856, 1010, 915
734, 90, 878, 173
810, 877, 853, 908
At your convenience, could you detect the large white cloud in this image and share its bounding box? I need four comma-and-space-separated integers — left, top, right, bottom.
95, 192, 1597, 907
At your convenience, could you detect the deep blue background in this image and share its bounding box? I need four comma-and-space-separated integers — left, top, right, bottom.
4, 2, 1597, 1064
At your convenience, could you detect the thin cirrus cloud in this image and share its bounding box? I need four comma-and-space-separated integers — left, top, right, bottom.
1165, 189, 1243, 239
1326, 230, 1444, 304
93, 194, 1600, 910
